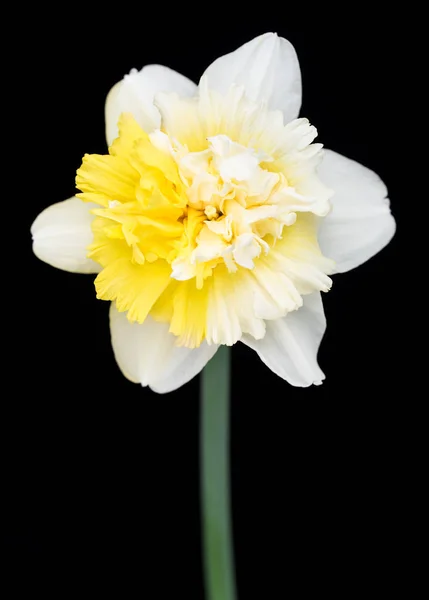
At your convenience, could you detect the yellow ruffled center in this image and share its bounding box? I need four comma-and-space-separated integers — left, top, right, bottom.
76, 85, 334, 348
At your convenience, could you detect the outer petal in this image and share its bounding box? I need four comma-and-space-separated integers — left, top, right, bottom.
31, 197, 101, 274
109, 304, 218, 394
201, 32, 301, 124
242, 293, 326, 387
105, 65, 197, 145
318, 150, 396, 273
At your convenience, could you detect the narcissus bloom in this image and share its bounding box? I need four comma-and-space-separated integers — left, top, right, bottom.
31, 33, 395, 393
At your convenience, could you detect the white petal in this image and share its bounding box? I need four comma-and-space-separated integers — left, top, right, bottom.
105, 64, 197, 145
318, 150, 396, 273
242, 293, 326, 387
31, 197, 101, 274
109, 304, 218, 394
201, 32, 301, 123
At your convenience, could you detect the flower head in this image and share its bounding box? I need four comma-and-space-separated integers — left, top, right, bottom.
31, 33, 395, 392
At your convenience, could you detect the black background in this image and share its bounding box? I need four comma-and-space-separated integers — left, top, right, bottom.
8, 10, 403, 598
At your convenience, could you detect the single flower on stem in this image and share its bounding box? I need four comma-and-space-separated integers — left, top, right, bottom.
31, 32, 395, 393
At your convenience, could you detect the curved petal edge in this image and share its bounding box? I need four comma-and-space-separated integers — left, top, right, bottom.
109, 304, 219, 394
318, 150, 396, 273
31, 197, 101, 274
201, 32, 302, 124
105, 64, 197, 145
241, 293, 326, 387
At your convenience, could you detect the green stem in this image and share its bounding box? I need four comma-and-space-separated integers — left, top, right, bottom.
200, 345, 237, 600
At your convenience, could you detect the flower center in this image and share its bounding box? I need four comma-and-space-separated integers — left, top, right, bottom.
166, 133, 294, 288
76, 84, 335, 348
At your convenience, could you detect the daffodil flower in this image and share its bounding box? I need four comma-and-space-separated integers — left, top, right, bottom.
31, 33, 395, 393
